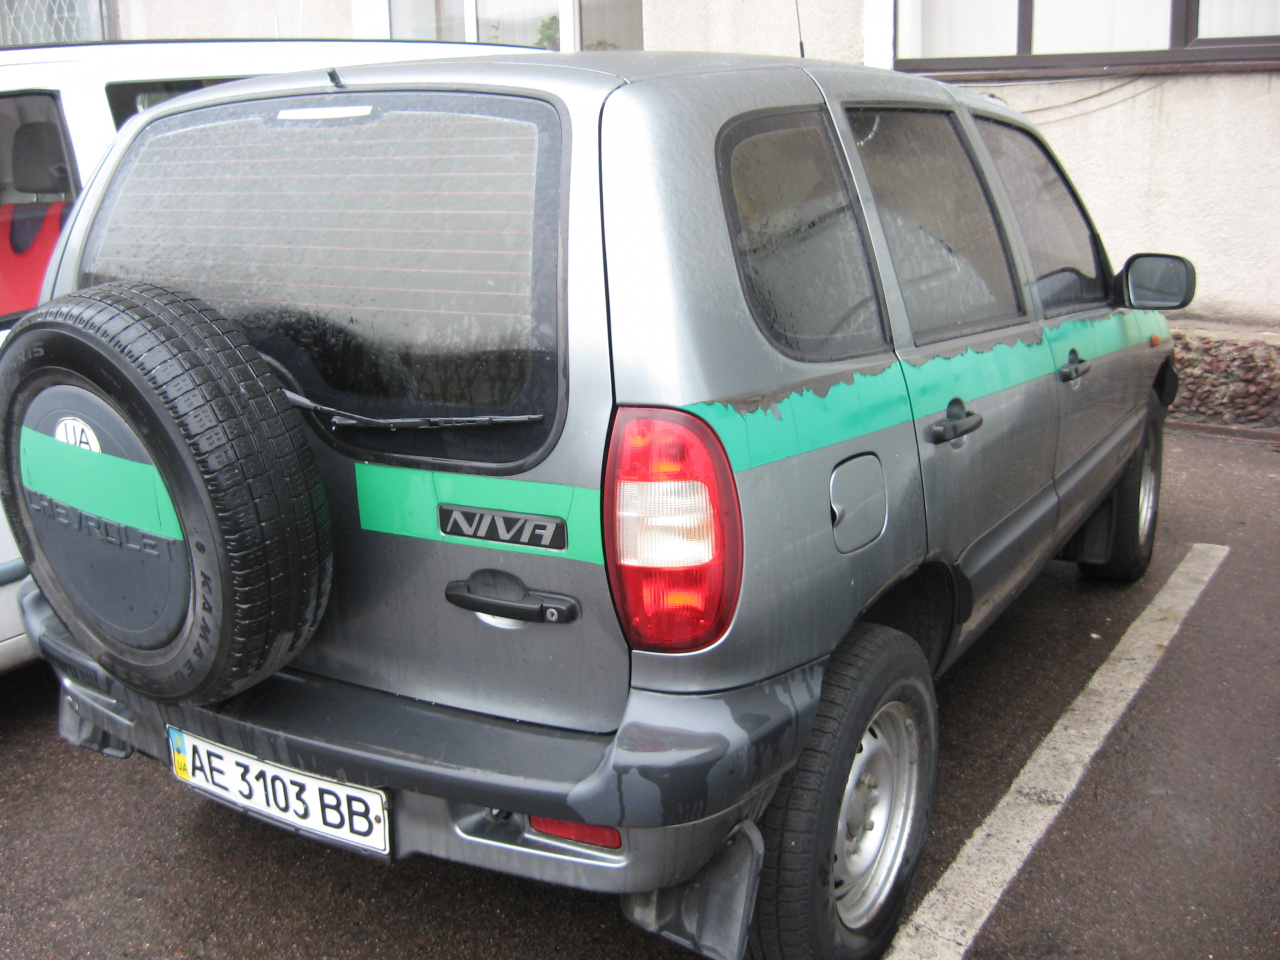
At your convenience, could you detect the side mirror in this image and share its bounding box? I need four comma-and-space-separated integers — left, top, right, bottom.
1118, 253, 1196, 310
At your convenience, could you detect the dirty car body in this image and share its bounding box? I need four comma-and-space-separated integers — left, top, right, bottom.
14, 52, 1190, 960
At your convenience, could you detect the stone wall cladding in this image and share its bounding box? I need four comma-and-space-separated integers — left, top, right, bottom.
1168, 331, 1280, 429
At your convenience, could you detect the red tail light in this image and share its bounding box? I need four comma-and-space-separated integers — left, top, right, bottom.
528, 816, 622, 849
602, 407, 743, 653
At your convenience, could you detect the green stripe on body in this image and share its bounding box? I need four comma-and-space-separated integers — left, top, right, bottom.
685, 311, 1167, 473
355, 462, 604, 565
19, 426, 183, 541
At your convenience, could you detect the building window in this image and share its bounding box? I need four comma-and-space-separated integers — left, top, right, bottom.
390, 0, 642, 50
0, 0, 112, 45
896, 0, 1280, 77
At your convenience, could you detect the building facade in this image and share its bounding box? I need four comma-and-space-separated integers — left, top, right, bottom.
3, 0, 1273, 325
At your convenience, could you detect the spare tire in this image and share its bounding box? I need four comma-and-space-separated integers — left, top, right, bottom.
0, 282, 332, 704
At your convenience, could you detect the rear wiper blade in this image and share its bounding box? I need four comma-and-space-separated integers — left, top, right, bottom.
284, 391, 544, 431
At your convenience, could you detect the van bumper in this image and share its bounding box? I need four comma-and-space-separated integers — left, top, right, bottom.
26, 589, 824, 893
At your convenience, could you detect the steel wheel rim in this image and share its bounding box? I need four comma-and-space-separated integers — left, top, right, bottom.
1137, 440, 1158, 544
831, 699, 921, 930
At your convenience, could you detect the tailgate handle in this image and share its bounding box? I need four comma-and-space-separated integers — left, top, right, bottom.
446, 569, 580, 625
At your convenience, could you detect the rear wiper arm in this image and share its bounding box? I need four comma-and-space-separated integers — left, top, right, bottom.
284, 391, 544, 431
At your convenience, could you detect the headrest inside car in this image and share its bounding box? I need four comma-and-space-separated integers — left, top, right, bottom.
13, 122, 71, 195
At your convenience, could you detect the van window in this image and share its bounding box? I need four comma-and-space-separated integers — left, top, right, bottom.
720, 110, 885, 361
0, 92, 76, 320
848, 108, 1021, 343
80, 91, 562, 466
975, 118, 1108, 316
105, 79, 236, 129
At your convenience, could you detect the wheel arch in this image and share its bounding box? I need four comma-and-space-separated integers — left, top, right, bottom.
856, 561, 963, 675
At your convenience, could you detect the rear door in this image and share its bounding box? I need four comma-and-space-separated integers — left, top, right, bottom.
828, 98, 1061, 637
76, 87, 630, 733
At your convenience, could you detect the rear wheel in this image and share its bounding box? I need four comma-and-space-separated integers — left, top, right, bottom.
1079, 391, 1164, 583
752, 624, 938, 960
0, 282, 332, 704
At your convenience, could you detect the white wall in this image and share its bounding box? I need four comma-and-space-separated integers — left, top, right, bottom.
116, 0, 358, 39
967, 73, 1279, 328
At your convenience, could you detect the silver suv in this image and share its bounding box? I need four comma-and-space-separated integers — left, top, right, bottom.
0, 52, 1193, 960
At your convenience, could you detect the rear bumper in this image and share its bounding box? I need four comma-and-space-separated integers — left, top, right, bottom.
26, 589, 824, 893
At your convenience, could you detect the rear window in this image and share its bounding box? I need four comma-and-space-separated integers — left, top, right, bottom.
80, 91, 563, 467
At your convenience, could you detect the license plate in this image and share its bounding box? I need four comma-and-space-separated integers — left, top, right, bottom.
166, 727, 390, 856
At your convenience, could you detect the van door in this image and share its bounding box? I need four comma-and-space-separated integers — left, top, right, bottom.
832, 102, 1061, 641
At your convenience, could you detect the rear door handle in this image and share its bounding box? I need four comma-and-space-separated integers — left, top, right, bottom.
1059, 348, 1092, 382
929, 397, 984, 443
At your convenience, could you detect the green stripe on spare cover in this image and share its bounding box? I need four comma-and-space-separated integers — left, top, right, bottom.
19, 426, 183, 541
355, 461, 604, 565
684, 311, 1169, 473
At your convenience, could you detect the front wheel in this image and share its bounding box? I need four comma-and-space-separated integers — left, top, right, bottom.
752, 624, 938, 960
1079, 391, 1164, 582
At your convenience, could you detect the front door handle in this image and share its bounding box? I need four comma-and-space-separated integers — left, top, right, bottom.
446, 569, 580, 624
1059, 348, 1093, 382
929, 397, 984, 444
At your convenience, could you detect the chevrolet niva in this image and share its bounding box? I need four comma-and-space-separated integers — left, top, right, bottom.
0, 52, 1193, 960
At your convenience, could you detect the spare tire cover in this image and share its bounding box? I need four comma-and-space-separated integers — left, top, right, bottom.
0, 282, 332, 704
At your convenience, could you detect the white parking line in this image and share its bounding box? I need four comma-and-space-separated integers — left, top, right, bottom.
887, 542, 1231, 960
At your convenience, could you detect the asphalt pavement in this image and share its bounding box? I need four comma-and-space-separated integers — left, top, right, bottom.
1, 425, 1276, 960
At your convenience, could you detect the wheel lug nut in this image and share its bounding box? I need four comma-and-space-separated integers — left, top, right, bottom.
864, 819, 875, 832
867, 776, 879, 790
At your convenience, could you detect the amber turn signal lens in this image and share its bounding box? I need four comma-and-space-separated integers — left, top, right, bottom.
1150, 335, 1161, 347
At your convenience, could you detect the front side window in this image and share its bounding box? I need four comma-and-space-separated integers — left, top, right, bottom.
848, 108, 1021, 342
976, 118, 1108, 315
1, 92, 76, 319
81, 92, 562, 467
720, 111, 885, 362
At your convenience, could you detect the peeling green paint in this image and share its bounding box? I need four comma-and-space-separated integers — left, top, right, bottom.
19, 426, 183, 540
685, 362, 915, 472
1042, 309, 1169, 361
686, 310, 1169, 473
355, 462, 604, 564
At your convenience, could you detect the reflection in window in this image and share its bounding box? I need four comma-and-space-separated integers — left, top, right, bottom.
849, 109, 1020, 341
389, 0, 466, 41
721, 112, 884, 361
976, 119, 1107, 315
477, 0, 560, 48
896, 0, 1018, 59
1198, 0, 1280, 38
1033, 0, 1171, 54
581, 0, 643, 49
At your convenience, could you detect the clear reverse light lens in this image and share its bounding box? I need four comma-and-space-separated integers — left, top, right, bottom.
615, 480, 714, 567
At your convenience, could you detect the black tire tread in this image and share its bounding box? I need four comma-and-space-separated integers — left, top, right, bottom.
1079, 391, 1164, 583
13, 281, 331, 702
752, 624, 930, 960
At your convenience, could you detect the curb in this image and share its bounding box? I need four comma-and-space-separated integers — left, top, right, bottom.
1166, 420, 1280, 444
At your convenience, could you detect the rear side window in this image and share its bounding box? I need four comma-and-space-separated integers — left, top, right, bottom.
975, 118, 1108, 316
81, 92, 562, 467
848, 108, 1021, 343
720, 111, 884, 361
